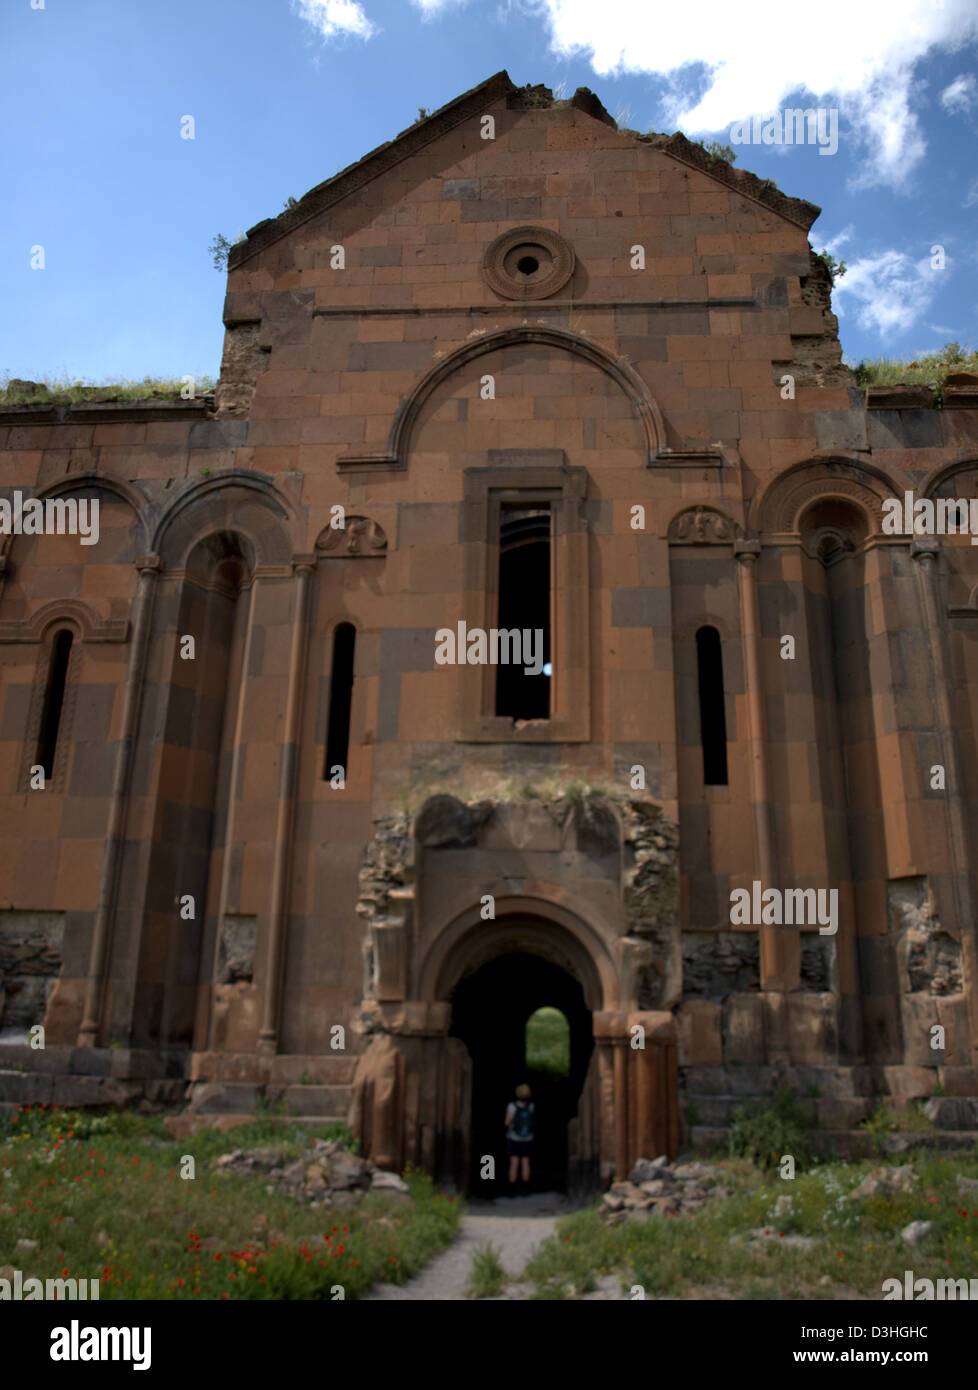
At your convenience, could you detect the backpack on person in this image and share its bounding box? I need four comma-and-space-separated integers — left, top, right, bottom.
511, 1100, 534, 1141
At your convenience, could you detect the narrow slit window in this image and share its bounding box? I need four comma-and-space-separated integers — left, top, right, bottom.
36, 628, 73, 780
695, 626, 728, 786
495, 505, 551, 721
324, 623, 355, 781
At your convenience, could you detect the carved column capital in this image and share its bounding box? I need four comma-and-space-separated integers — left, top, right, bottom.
734, 539, 761, 566
910, 537, 939, 563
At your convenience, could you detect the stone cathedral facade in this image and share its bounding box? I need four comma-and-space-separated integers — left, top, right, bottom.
2, 72, 977, 1191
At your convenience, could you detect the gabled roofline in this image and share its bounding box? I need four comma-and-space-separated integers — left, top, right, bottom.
636, 129, 820, 231
229, 70, 519, 269
229, 72, 821, 271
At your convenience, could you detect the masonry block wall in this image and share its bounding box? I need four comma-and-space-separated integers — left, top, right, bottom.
1, 72, 977, 1163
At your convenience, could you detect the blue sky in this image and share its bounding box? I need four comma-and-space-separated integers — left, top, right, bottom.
2, 0, 977, 384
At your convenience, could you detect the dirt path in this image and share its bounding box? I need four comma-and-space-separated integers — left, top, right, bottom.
361, 1191, 570, 1301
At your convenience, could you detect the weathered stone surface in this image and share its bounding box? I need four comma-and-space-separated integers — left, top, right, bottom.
683, 934, 759, 1000
890, 878, 962, 996
51, 1077, 141, 1108
371, 1170, 409, 1192
414, 795, 492, 849
629, 1155, 672, 1183
848, 1165, 918, 1201
601, 1154, 730, 1222
187, 1082, 263, 1114
865, 385, 936, 410
923, 1097, 978, 1130
610, 1181, 652, 1207
3, 73, 978, 1178
672, 1161, 722, 1183
0, 912, 64, 1035
638, 1179, 671, 1197
218, 915, 256, 984
900, 1220, 933, 1247
6, 379, 48, 396
327, 1149, 371, 1190
676, 1000, 723, 1066
211, 1138, 402, 1208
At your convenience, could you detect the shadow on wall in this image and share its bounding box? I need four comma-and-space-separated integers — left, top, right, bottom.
449, 951, 592, 1195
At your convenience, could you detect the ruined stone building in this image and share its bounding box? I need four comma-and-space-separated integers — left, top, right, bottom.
2, 72, 977, 1190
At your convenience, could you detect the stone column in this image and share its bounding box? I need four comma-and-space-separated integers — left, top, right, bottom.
597, 1010, 679, 1180
613, 1038, 629, 1181
912, 539, 978, 1063
735, 541, 790, 1061
78, 555, 161, 1047
258, 555, 315, 1054
627, 1011, 679, 1164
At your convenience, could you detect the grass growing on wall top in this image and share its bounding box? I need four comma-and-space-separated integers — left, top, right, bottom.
0, 374, 217, 405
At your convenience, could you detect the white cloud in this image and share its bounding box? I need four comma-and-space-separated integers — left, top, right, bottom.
940, 73, 977, 115
832, 249, 943, 336
291, 0, 377, 41
412, 0, 469, 13
964, 180, 978, 207
818, 226, 854, 257
521, 0, 978, 188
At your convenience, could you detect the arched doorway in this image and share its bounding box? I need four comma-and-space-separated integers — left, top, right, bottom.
449, 951, 593, 1194
352, 866, 681, 1193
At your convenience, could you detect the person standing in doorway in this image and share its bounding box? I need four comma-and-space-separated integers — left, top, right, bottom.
505, 1083, 534, 1188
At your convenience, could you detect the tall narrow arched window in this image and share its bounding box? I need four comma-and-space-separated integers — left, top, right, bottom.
495, 505, 551, 720
324, 623, 356, 780
695, 625, 728, 786
36, 628, 73, 780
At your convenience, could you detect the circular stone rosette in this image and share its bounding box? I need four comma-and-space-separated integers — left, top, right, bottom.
481, 226, 576, 301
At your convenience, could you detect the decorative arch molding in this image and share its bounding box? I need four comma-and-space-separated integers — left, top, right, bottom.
420, 895, 617, 1014
0, 597, 128, 645
920, 456, 978, 500
337, 325, 667, 471
929, 458, 978, 620
756, 456, 903, 536
667, 504, 744, 544
0, 472, 150, 562
152, 471, 296, 571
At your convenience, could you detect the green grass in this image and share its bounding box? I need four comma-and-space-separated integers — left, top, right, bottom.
521, 1151, 978, 1300
728, 1085, 813, 1172
0, 373, 217, 406
848, 340, 978, 391
0, 1105, 460, 1299
861, 1101, 935, 1156
465, 1241, 506, 1299
525, 1006, 571, 1077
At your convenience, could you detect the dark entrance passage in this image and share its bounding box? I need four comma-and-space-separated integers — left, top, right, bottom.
448, 952, 593, 1196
